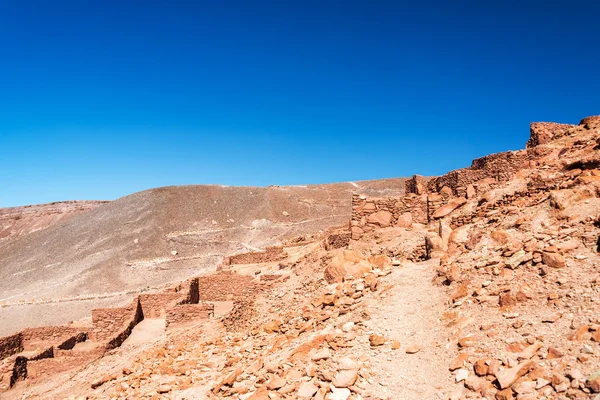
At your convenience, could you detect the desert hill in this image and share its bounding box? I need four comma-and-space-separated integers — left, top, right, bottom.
0, 179, 408, 335
0, 201, 108, 242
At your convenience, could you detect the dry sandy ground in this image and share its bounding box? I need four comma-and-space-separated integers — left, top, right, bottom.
365, 259, 455, 399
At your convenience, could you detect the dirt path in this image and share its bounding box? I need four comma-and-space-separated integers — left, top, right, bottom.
365, 259, 456, 400
122, 318, 166, 346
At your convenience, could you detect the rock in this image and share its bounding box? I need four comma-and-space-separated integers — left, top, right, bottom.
542, 251, 566, 268
466, 185, 476, 199
396, 212, 412, 228
338, 357, 359, 370
474, 359, 488, 376
518, 342, 541, 360
329, 387, 351, 400
297, 382, 319, 398
505, 250, 526, 269
324, 250, 372, 283
450, 353, 469, 371
455, 368, 468, 382
391, 339, 401, 350
366, 210, 393, 227
91, 374, 116, 389
369, 334, 385, 346
495, 361, 534, 389
588, 370, 600, 393
433, 197, 467, 219
495, 388, 514, 400
332, 369, 358, 388
405, 345, 421, 354
157, 385, 172, 394
311, 348, 331, 361
267, 377, 287, 390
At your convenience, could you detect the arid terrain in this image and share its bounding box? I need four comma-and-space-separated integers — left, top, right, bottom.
0, 179, 408, 335
2, 115, 600, 400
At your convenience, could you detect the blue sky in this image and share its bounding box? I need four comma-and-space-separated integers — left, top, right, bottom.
1, 1, 598, 207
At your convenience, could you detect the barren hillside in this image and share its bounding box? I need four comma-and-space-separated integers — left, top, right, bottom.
0, 179, 408, 335
0, 201, 107, 242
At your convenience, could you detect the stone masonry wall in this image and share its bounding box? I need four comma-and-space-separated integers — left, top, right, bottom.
92, 299, 142, 342
0, 333, 22, 360
165, 303, 214, 327
138, 293, 183, 318
226, 246, 286, 265
105, 298, 144, 351
197, 272, 260, 301
21, 326, 84, 348
427, 149, 536, 196
350, 194, 430, 239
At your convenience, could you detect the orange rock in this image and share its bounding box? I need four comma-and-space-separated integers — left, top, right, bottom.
495, 360, 534, 389
570, 325, 591, 341
449, 353, 469, 371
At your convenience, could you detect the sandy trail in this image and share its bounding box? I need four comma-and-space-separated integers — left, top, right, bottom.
366, 259, 456, 400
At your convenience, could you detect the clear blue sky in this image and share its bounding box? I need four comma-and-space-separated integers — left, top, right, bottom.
1, 1, 598, 207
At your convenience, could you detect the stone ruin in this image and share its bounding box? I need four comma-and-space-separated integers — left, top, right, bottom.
350, 119, 583, 240
0, 258, 281, 392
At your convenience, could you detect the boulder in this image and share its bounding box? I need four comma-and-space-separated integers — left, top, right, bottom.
366, 210, 393, 227
433, 197, 467, 219
542, 251, 566, 268
395, 212, 412, 228
324, 250, 372, 283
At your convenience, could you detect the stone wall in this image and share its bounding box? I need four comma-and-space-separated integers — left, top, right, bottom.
0, 333, 22, 360
92, 298, 143, 342
405, 175, 428, 195
197, 272, 260, 301
105, 298, 144, 351
427, 150, 533, 196
138, 293, 183, 318
350, 193, 430, 239
165, 303, 214, 327
226, 246, 286, 265
21, 326, 84, 348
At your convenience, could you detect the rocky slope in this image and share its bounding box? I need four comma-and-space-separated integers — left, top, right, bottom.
0, 201, 107, 242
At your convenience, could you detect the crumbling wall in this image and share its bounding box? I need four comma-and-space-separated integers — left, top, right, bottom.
0, 333, 23, 360
92, 298, 144, 343
427, 150, 533, 196
138, 293, 183, 318
405, 175, 428, 195
21, 326, 84, 348
105, 298, 144, 350
226, 246, 286, 265
527, 122, 575, 148
165, 303, 214, 327
197, 272, 259, 301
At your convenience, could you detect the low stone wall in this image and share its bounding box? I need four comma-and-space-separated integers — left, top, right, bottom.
21, 326, 83, 348
0, 333, 23, 361
105, 298, 144, 351
138, 293, 183, 318
197, 272, 259, 301
166, 303, 214, 327
92, 298, 143, 342
226, 246, 286, 265
427, 150, 532, 196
